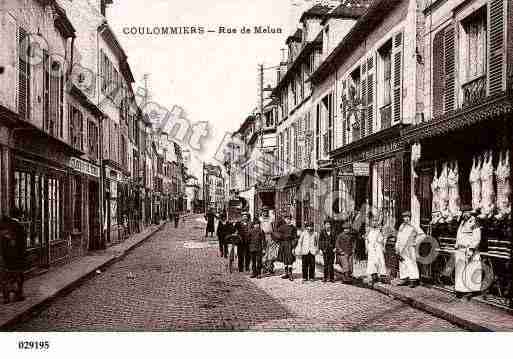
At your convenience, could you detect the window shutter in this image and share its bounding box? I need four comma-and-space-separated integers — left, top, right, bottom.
340, 78, 347, 146
488, 0, 505, 95
391, 31, 404, 125
0, 14, 18, 111
18, 26, 29, 120
367, 55, 375, 135
444, 24, 456, 112
433, 28, 445, 118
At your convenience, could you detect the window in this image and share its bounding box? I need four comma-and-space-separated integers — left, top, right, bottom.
379, 42, 392, 106
315, 104, 320, 161
292, 77, 297, 107
69, 106, 84, 150
18, 27, 31, 120
372, 158, 400, 231
88, 121, 99, 160
463, 8, 487, 81
322, 94, 334, 154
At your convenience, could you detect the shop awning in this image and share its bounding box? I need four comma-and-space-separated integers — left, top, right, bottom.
275, 169, 315, 190
401, 93, 513, 144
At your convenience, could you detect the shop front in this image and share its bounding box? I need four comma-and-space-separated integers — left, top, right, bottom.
68, 157, 101, 253
9, 124, 86, 271
332, 126, 410, 278
403, 99, 513, 308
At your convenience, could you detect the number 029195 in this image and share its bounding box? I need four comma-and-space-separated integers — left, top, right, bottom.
18, 341, 50, 350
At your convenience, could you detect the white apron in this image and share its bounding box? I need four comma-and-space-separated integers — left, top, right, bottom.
454, 223, 482, 293
366, 229, 387, 276
396, 224, 420, 280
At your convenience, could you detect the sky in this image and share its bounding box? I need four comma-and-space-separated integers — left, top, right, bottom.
106, 0, 314, 179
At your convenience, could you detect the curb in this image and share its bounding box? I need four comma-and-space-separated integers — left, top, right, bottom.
1, 223, 165, 330
313, 258, 491, 332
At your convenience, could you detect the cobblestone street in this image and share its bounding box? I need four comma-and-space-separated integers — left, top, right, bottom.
14, 215, 463, 331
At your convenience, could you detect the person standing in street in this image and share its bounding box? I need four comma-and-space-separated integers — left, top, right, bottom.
260, 208, 277, 274
366, 215, 387, 284
295, 222, 318, 283
276, 214, 298, 281
335, 221, 355, 284
248, 219, 265, 278
205, 209, 216, 238
236, 213, 251, 272
454, 206, 482, 300
216, 215, 228, 257
395, 211, 424, 288
0, 212, 27, 303
319, 220, 336, 283
174, 212, 180, 228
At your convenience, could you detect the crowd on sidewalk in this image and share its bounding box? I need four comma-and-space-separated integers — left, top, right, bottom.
210, 206, 487, 301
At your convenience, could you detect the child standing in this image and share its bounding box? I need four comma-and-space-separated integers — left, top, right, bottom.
366, 216, 387, 284
248, 219, 265, 278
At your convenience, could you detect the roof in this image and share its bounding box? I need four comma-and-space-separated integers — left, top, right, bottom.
271, 34, 323, 97
321, 0, 372, 23
235, 114, 256, 135
310, 0, 402, 85
299, 3, 337, 23
286, 28, 302, 44
98, 22, 135, 83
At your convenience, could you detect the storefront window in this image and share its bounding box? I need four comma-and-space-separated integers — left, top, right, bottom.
372, 158, 398, 230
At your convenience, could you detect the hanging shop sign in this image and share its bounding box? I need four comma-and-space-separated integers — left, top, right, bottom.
69, 157, 100, 178
336, 162, 369, 177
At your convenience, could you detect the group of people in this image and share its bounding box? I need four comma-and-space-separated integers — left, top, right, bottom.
210, 205, 485, 299
213, 208, 360, 283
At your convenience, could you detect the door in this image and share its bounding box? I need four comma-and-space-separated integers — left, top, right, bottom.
88, 181, 100, 250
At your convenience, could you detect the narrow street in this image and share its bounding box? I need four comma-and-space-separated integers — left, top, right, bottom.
14, 215, 463, 331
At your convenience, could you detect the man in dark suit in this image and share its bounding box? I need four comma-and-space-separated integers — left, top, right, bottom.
236, 213, 251, 272
319, 219, 336, 282
0, 213, 27, 303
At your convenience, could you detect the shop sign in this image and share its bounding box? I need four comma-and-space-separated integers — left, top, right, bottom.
353, 162, 369, 176
335, 139, 404, 166
69, 157, 100, 178
337, 163, 369, 177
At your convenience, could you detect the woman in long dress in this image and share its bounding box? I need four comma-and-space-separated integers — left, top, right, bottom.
454, 206, 482, 299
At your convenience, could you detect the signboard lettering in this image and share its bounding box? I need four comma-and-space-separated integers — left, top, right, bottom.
69, 157, 100, 178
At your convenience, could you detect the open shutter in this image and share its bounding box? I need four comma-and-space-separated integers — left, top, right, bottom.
0, 13, 18, 111
444, 24, 456, 112
18, 26, 29, 120
367, 55, 375, 135
361, 62, 367, 138
340, 78, 347, 146
488, 0, 505, 95
432, 28, 446, 118
391, 31, 404, 125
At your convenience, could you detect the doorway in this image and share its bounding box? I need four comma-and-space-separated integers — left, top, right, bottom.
88, 181, 100, 250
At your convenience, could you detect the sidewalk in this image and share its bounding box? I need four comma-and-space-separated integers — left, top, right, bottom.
313, 256, 513, 331
0, 223, 165, 330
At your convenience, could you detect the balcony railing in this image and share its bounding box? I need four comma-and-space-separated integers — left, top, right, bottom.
462, 75, 486, 108
380, 104, 392, 130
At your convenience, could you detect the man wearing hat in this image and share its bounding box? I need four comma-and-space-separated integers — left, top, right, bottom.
236, 212, 252, 272
335, 221, 355, 283
248, 219, 265, 278
395, 211, 424, 287
295, 222, 318, 282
